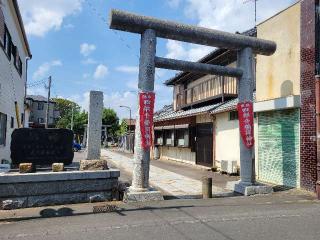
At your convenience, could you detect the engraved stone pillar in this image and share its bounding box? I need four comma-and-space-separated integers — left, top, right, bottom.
86, 91, 103, 160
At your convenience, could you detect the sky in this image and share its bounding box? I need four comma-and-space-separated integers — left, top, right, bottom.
18, 0, 297, 119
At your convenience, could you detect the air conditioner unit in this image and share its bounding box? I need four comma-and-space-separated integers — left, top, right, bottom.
220, 160, 238, 174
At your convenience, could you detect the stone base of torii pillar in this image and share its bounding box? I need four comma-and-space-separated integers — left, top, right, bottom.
226, 181, 273, 196
124, 188, 163, 202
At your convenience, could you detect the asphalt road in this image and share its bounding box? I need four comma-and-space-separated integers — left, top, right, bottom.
0, 195, 319, 240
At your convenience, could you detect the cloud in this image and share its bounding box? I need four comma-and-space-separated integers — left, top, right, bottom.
81, 58, 97, 65
71, 91, 137, 119
115, 66, 139, 74
67, 84, 172, 119
18, 0, 82, 37
27, 86, 47, 96
165, 40, 187, 59
167, 0, 182, 8
165, 0, 296, 61
80, 43, 96, 57
93, 64, 108, 79
165, 40, 213, 61
82, 73, 90, 79
32, 60, 62, 80
64, 23, 74, 29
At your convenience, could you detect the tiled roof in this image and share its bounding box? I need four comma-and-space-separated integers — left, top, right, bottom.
154, 102, 222, 122
26, 95, 55, 103
155, 93, 256, 122
209, 98, 238, 114
210, 92, 257, 114
123, 118, 136, 126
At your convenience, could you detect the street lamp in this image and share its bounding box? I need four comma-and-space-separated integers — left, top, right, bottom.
70, 104, 74, 131
120, 105, 132, 152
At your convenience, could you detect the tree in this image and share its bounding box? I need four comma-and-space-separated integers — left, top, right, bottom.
102, 108, 119, 137
117, 119, 128, 136
53, 98, 87, 136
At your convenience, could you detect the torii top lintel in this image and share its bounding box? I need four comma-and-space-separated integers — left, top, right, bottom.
109, 9, 276, 56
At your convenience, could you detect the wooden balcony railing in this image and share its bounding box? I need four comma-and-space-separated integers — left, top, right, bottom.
176, 75, 237, 109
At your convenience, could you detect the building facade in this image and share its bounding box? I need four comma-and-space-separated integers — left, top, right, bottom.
154, 29, 256, 171
0, 0, 31, 162
154, 0, 320, 192
26, 95, 60, 128
254, 2, 301, 188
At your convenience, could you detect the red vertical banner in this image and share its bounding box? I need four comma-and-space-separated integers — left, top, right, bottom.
237, 101, 254, 148
139, 92, 155, 149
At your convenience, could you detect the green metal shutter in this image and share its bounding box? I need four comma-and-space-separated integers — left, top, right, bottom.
258, 108, 300, 188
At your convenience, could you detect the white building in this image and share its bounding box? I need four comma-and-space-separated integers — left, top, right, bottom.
0, 0, 31, 162
26, 95, 60, 128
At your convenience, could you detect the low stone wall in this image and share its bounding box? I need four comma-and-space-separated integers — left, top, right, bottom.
0, 170, 120, 209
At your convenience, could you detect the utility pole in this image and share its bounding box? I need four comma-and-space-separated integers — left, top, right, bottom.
120, 105, 132, 152
45, 76, 52, 129
243, 0, 258, 27
71, 105, 74, 131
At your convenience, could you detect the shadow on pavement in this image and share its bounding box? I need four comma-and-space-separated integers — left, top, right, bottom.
0, 204, 195, 223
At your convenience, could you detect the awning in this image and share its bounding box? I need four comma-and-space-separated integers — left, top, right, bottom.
174, 124, 189, 129
154, 124, 189, 130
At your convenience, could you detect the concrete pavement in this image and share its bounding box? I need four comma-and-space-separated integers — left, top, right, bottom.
102, 149, 238, 198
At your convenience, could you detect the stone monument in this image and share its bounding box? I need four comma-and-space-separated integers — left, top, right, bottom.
86, 91, 103, 160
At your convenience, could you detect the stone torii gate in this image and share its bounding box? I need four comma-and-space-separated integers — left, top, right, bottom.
109, 9, 276, 200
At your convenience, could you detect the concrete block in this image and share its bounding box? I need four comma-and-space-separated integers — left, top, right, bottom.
88, 192, 111, 203
79, 159, 108, 171
19, 163, 34, 173
0, 169, 120, 183
0, 179, 118, 197
0, 198, 27, 210
27, 193, 89, 207
0, 164, 10, 173
0, 169, 119, 208
52, 163, 64, 172
124, 188, 164, 202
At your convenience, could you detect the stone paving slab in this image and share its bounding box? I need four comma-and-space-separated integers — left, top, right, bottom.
102, 149, 230, 198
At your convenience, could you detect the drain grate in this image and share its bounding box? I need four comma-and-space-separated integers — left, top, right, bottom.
92, 204, 118, 213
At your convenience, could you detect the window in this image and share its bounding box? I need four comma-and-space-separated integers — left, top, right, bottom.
229, 111, 238, 121
17, 57, 22, 75
21, 113, 24, 125
154, 131, 163, 145
0, 7, 5, 47
38, 102, 44, 110
175, 129, 189, 147
3, 26, 11, 59
0, 113, 7, 146
38, 118, 44, 124
12, 45, 22, 75
164, 130, 174, 146
10, 117, 14, 128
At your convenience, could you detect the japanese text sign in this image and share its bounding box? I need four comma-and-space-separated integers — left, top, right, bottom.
237, 101, 254, 148
139, 92, 155, 149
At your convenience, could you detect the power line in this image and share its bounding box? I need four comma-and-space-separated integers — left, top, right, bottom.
83, 0, 162, 80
